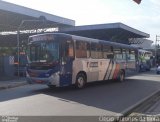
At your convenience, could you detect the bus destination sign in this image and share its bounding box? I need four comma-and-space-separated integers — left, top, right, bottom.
31, 35, 54, 42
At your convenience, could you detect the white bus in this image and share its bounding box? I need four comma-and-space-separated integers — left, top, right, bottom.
26, 33, 138, 88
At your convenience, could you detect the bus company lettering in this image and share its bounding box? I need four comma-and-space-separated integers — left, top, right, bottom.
90, 62, 98, 67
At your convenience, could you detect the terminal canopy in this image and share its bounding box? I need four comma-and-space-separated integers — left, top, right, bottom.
61, 23, 150, 44
0, 1, 149, 47
0, 1, 75, 32
0, 1, 75, 47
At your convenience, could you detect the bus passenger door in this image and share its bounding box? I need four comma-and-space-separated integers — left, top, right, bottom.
60, 40, 74, 86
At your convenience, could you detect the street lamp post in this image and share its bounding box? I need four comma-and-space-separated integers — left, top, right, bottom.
17, 20, 25, 77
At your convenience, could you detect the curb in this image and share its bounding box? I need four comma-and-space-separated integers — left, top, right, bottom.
122, 89, 160, 116
0, 81, 28, 90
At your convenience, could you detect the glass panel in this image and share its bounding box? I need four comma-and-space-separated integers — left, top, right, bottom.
103, 45, 114, 59
76, 41, 89, 58
126, 50, 130, 60
61, 40, 74, 63
28, 41, 59, 63
91, 43, 97, 59
114, 48, 122, 60
122, 49, 126, 60
91, 43, 103, 59
130, 50, 135, 61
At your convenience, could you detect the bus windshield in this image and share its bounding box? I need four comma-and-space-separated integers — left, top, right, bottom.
28, 41, 59, 63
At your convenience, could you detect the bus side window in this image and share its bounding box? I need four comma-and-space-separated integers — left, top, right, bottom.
122, 49, 126, 60
114, 48, 122, 60
97, 43, 103, 59
103, 45, 113, 59
129, 50, 135, 61
87, 42, 90, 58
76, 41, 89, 58
91, 43, 103, 59
66, 40, 74, 57
91, 42, 96, 59
126, 50, 130, 60
62, 40, 74, 63
68, 41, 74, 57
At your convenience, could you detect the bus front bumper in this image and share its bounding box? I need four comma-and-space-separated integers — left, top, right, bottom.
26, 72, 60, 87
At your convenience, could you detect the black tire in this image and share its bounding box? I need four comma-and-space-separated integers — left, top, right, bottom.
118, 70, 125, 82
75, 73, 86, 89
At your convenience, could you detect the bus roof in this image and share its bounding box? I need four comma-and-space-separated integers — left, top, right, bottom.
71, 34, 137, 50
29, 33, 138, 50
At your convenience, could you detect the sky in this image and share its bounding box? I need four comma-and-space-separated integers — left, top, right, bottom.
3, 0, 160, 42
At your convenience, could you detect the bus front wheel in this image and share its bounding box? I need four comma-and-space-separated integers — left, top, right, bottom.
75, 73, 86, 89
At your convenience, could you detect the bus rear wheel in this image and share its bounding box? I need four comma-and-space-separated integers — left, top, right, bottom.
118, 70, 125, 82
75, 73, 86, 89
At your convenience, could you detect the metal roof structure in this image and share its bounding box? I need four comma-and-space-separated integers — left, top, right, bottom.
60, 23, 150, 44
0, 34, 29, 47
130, 38, 153, 49
0, 1, 150, 47
0, 22, 150, 47
0, 0, 75, 32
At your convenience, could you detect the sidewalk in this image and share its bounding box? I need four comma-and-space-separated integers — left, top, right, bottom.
0, 77, 28, 90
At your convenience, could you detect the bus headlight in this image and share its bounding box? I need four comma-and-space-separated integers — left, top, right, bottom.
49, 72, 60, 86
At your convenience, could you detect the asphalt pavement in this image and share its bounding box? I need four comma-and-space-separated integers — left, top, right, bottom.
0, 70, 160, 121
0, 77, 27, 90
0, 69, 159, 117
